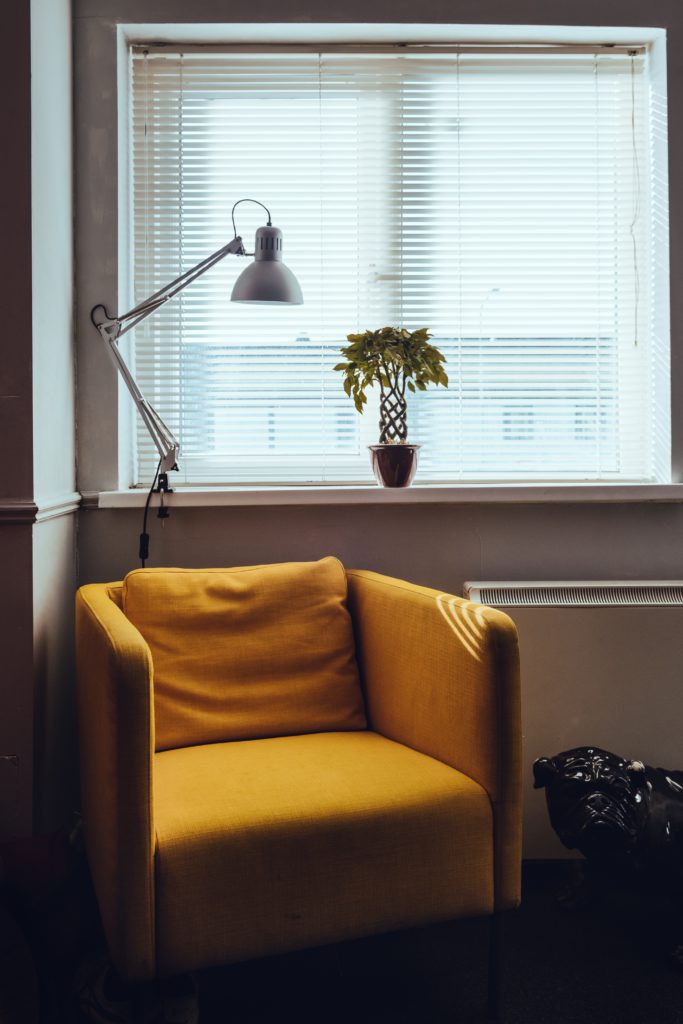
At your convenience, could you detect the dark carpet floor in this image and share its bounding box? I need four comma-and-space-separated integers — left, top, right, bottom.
196, 862, 683, 1024
5, 856, 683, 1023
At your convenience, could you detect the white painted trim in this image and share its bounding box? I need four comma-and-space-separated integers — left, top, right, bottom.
95, 483, 683, 508
79, 491, 100, 512
34, 492, 82, 522
117, 22, 665, 46
0, 492, 81, 524
0, 501, 39, 524
74, 17, 675, 494
133, 42, 648, 54
465, 580, 683, 606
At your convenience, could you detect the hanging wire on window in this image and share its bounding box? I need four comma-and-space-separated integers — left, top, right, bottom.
629, 50, 641, 347
140, 51, 151, 472
455, 52, 464, 479
177, 53, 185, 448
318, 52, 327, 473
593, 54, 603, 474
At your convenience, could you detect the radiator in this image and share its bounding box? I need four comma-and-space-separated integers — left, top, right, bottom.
464, 581, 683, 859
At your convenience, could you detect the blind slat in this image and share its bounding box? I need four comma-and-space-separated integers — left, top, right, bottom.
130, 46, 667, 486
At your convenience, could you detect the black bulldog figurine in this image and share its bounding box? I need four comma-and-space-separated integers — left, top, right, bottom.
534, 746, 683, 963
533, 746, 683, 872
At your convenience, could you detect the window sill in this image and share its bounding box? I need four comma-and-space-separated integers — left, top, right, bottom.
89, 483, 683, 509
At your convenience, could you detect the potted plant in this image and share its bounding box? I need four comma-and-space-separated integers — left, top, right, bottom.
334, 326, 448, 487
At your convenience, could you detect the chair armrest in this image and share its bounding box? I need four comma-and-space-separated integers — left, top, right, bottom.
346, 570, 522, 910
75, 584, 156, 981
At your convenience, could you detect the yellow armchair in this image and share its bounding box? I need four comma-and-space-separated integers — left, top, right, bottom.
75, 559, 521, 1019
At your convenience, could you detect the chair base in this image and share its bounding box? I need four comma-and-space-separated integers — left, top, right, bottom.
73, 955, 198, 1024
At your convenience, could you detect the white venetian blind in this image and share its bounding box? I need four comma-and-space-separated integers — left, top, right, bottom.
130, 45, 667, 485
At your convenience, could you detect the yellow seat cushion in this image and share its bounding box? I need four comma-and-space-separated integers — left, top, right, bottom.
153, 731, 494, 976
122, 558, 366, 752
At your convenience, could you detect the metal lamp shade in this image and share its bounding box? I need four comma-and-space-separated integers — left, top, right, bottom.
231, 224, 303, 305
231, 260, 303, 304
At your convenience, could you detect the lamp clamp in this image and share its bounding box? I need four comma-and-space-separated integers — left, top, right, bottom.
154, 472, 174, 495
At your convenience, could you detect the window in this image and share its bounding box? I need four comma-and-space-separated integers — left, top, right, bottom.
130, 43, 669, 486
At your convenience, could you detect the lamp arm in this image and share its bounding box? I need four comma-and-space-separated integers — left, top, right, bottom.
114, 235, 246, 338
93, 316, 180, 473
91, 234, 247, 474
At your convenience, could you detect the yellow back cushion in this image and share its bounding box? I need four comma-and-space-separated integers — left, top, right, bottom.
122, 558, 366, 752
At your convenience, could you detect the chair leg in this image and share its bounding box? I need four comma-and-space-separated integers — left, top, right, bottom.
487, 911, 504, 1023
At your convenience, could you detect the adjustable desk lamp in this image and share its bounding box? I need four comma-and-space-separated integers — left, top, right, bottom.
91, 199, 303, 490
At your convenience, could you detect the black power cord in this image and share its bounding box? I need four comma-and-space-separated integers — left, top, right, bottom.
139, 462, 176, 567
139, 459, 161, 567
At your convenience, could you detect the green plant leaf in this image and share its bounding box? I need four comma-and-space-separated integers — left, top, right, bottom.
336, 325, 447, 420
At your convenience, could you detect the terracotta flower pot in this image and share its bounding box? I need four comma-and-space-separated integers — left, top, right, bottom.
368, 443, 421, 488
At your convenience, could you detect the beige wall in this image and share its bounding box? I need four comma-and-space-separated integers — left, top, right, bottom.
78, 500, 683, 858
0, 0, 650, 854
79, 502, 683, 592
0, 0, 76, 841
30, 0, 78, 835
32, 0, 76, 508
73, 2, 683, 855
32, 515, 78, 833
0, 2, 36, 841
0, 3, 32, 503
73, 3, 683, 491
0, 530, 35, 839
517, 603, 683, 857
20, 0, 683, 846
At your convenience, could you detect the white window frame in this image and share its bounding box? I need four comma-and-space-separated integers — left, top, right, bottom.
77, 21, 675, 503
